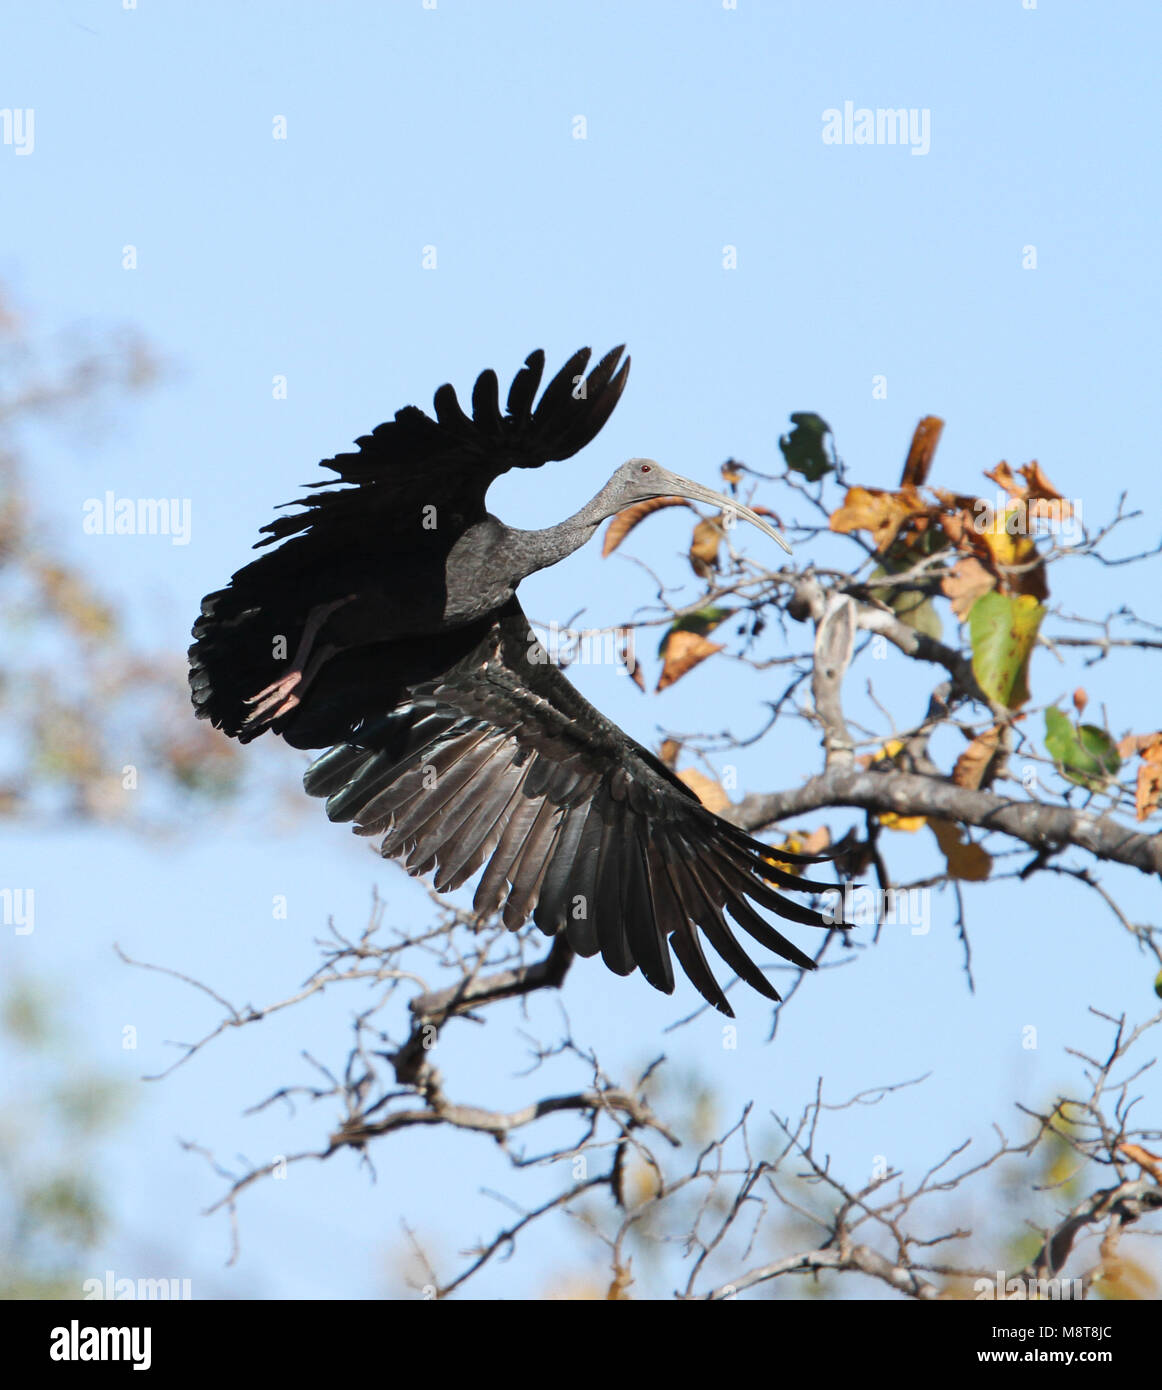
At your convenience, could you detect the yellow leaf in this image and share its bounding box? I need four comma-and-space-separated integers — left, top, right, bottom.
860, 742, 921, 819
763, 826, 832, 876
859, 739, 908, 771
879, 812, 927, 832
978, 509, 1037, 572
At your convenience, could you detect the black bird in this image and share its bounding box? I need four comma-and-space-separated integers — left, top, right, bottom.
189, 347, 833, 1014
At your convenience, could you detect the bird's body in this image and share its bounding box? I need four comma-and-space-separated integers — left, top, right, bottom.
190, 347, 833, 1014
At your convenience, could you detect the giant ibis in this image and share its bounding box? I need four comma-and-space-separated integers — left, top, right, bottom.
189, 347, 833, 1014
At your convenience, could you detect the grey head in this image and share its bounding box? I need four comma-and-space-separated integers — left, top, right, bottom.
599, 457, 793, 554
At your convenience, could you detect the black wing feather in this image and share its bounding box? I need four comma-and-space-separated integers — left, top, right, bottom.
306, 599, 833, 1016
505, 349, 546, 421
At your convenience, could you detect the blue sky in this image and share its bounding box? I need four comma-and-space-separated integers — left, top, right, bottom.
3, 1, 1160, 1298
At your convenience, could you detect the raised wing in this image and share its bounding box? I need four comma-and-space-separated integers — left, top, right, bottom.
255, 344, 628, 553
302, 600, 833, 1016
190, 347, 629, 741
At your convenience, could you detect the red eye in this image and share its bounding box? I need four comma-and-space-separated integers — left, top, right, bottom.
639, 463, 651, 473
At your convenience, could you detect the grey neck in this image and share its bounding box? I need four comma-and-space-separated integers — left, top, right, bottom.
494, 479, 622, 585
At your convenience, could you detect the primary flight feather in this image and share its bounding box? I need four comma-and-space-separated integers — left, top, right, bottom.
189, 347, 832, 1015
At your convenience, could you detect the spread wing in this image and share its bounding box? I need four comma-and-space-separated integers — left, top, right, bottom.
189, 346, 629, 739
240, 343, 627, 561
303, 600, 833, 1016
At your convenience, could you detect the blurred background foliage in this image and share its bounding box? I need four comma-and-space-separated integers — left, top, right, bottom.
0, 979, 129, 1298
0, 284, 241, 821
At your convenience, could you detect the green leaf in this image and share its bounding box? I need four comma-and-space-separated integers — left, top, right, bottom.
895, 592, 942, 641
870, 563, 943, 641
779, 412, 833, 483
1044, 707, 1122, 790
968, 591, 1044, 708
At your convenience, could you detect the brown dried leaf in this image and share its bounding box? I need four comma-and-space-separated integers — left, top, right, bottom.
935, 500, 1005, 564
796, 826, 832, 856
658, 738, 682, 768
984, 461, 1023, 500
930, 818, 992, 881
830, 485, 928, 553
1137, 760, 1162, 823
617, 629, 645, 691
1027, 495, 1073, 522
720, 459, 744, 487
941, 556, 996, 618
677, 768, 730, 814
953, 725, 1003, 790
601, 496, 691, 557
656, 630, 723, 693
931, 487, 985, 515
938, 508, 968, 549
1132, 734, 1162, 821
901, 415, 944, 488
1113, 732, 1162, 822
1116, 731, 1160, 759
985, 460, 1072, 523
1072, 687, 1088, 716
1020, 460, 1071, 515
688, 517, 723, 579
1116, 1142, 1162, 1182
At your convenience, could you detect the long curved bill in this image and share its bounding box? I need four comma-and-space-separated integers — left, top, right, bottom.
654, 465, 793, 555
